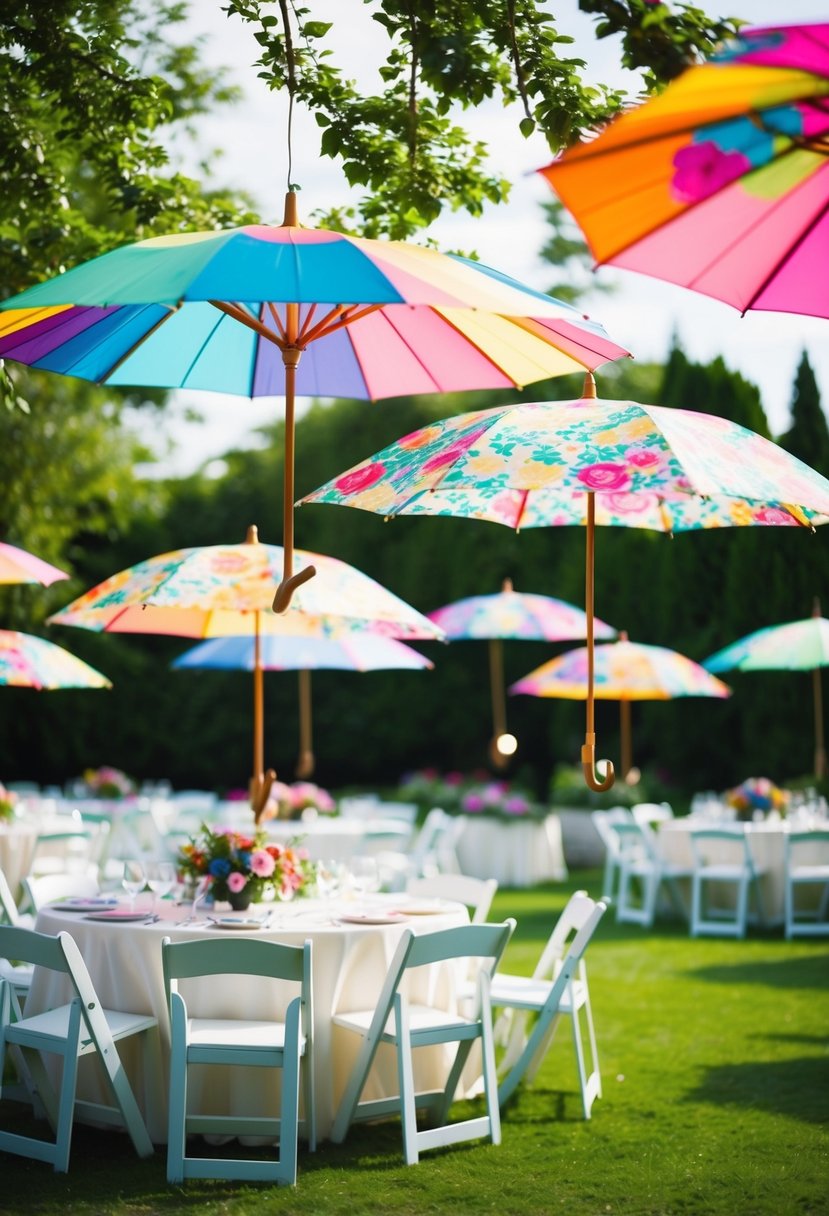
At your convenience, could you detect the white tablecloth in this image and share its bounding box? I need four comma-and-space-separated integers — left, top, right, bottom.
0, 822, 38, 900
455, 815, 567, 887
30, 895, 469, 1143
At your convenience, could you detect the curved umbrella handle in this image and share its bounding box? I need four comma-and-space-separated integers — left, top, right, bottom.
581, 737, 615, 794
251, 768, 277, 824
273, 564, 316, 613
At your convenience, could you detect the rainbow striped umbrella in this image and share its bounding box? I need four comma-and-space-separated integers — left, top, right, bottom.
511, 634, 730, 780
0, 194, 627, 613
704, 602, 829, 777
173, 633, 432, 779
540, 22, 829, 318
428, 578, 615, 768
0, 630, 110, 690
0, 543, 67, 587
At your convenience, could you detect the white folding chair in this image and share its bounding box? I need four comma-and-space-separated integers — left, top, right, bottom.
376, 808, 463, 891
689, 828, 766, 938
406, 874, 498, 923
631, 802, 674, 828
491, 894, 607, 1117
0, 868, 35, 1002
161, 935, 315, 1186
331, 919, 516, 1165
784, 828, 829, 939
612, 820, 691, 927
21, 872, 100, 914
0, 925, 157, 1172
590, 807, 633, 903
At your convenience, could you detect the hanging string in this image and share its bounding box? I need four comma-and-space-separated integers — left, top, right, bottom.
279, 0, 298, 191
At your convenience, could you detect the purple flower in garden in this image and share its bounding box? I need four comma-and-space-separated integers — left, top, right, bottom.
462, 792, 486, 813
504, 796, 530, 816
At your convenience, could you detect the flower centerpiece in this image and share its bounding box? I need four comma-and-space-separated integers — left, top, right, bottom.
0, 783, 18, 822
726, 776, 789, 821
177, 824, 316, 910
261, 780, 336, 822
82, 765, 135, 799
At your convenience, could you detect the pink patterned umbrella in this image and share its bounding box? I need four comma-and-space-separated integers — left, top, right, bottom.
0, 630, 110, 690
511, 632, 731, 780
0, 543, 67, 587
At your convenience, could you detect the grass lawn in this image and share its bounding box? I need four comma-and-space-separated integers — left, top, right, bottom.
1, 869, 827, 1216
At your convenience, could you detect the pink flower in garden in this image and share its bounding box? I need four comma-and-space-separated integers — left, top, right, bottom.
462, 792, 486, 813
671, 141, 752, 203
334, 461, 386, 496
577, 463, 631, 492
445, 772, 465, 786
250, 849, 276, 878
227, 871, 247, 893
504, 796, 530, 816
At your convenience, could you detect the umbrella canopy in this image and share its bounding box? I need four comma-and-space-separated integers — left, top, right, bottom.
48, 525, 442, 816
300, 374, 829, 791
511, 633, 731, 779
173, 633, 432, 779
427, 577, 616, 768
704, 602, 829, 776
0, 542, 68, 587
540, 22, 829, 318
0, 193, 628, 612
0, 630, 110, 689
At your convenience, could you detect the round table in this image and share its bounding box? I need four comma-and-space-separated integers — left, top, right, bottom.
0, 821, 39, 901
455, 814, 568, 887
30, 894, 469, 1143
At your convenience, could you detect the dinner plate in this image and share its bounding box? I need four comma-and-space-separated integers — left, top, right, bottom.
394, 899, 451, 915
49, 898, 120, 914
84, 908, 153, 922
207, 917, 264, 931
338, 912, 408, 925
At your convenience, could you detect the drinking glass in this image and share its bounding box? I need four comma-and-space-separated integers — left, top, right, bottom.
121, 860, 145, 911
349, 856, 380, 899
146, 861, 176, 912
316, 858, 342, 905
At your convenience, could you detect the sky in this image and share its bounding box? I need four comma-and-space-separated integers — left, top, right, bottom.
132, 1, 829, 477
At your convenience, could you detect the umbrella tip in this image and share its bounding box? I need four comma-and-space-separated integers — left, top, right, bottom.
813, 596, 821, 618
581, 372, 597, 400
619, 629, 628, 642
281, 191, 299, 227
245, 524, 260, 545
502, 577, 514, 594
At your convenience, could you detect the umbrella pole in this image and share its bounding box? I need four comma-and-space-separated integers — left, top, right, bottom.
250, 612, 276, 824
488, 638, 509, 770
619, 698, 632, 782
582, 491, 615, 792
273, 344, 317, 613
813, 666, 826, 779
296, 668, 315, 778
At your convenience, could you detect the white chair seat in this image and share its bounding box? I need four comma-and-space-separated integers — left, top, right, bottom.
10, 1003, 157, 1050
790, 864, 829, 881
187, 1018, 291, 1050
490, 971, 585, 1015
334, 1005, 475, 1038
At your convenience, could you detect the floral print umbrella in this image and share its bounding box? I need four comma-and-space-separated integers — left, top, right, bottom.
511, 633, 730, 780
301, 376, 829, 791
173, 632, 432, 780
704, 600, 829, 777
0, 542, 67, 587
0, 630, 110, 690
48, 525, 442, 816
508, 637, 724, 778
0, 193, 627, 612
428, 577, 615, 768
540, 22, 829, 318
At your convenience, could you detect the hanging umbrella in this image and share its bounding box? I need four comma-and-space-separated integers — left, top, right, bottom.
0, 194, 628, 613
0, 543, 67, 586
427, 578, 616, 768
173, 633, 432, 779
539, 22, 829, 318
48, 525, 442, 816
0, 630, 110, 689
704, 599, 829, 777
511, 632, 730, 781
299, 374, 829, 791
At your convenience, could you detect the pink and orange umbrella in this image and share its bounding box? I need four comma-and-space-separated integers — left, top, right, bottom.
0, 543, 67, 587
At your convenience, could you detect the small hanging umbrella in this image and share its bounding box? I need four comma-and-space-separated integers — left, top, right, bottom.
511, 632, 730, 781
300, 374, 829, 792
540, 22, 829, 318
704, 599, 829, 777
0, 195, 628, 613
173, 633, 432, 779
48, 525, 441, 816
427, 578, 615, 768
0, 630, 110, 689
0, 543, 68, 587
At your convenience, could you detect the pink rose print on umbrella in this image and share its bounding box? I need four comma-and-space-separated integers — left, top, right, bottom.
754, 507, 799, 526
671, 140, 752, 203
626, 447, 663, 471
421, 439, 477, 475
577, 463, 631, 492
604, 491, 656, 515
334, 461, 386, 496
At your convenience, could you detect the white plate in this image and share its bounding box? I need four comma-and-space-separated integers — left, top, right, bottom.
207, 918, 264, 931
84, 909, 153, 922
49, 899, 120, 914
338, 912, 408, 926
394, 900, 450, 916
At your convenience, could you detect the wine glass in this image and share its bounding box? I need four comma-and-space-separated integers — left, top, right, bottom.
146, 861, 176, 913
349, 857, 380, 901
121, 860, 145, 911
315, 858, 342, 906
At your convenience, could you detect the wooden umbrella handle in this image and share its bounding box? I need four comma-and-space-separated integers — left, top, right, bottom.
582, 737, 615, 793
583, 491, 615, 792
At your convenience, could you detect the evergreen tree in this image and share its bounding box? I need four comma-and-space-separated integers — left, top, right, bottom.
778, 352, 829, 479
